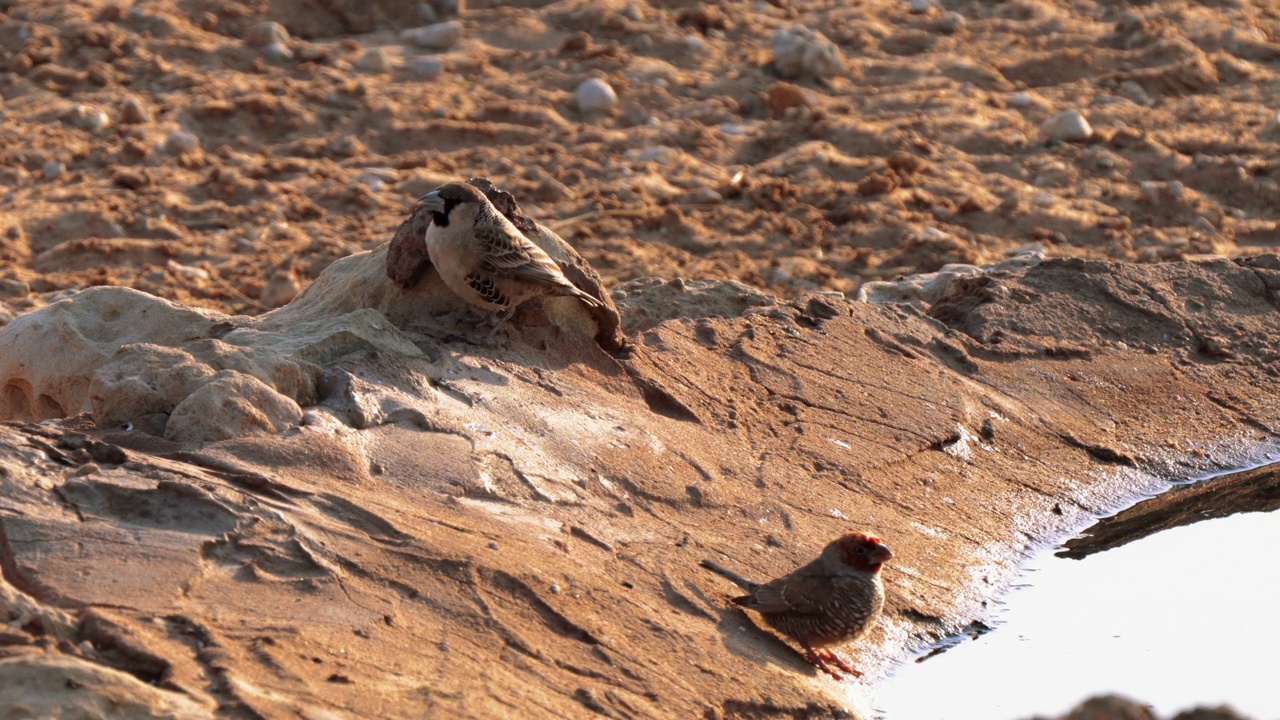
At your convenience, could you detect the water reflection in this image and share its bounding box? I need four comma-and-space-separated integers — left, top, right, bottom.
874, 462, 1280, 720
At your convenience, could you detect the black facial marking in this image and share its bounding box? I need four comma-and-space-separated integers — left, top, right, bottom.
431, 209, 450, 227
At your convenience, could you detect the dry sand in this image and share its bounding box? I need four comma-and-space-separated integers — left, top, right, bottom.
2, 1, 1280, 719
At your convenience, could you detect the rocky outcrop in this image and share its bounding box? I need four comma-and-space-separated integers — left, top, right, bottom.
1, 254, 1280, 718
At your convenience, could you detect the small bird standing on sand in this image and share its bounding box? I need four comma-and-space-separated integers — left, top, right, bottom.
700, 532, 892, 680
417, 182, 603, 340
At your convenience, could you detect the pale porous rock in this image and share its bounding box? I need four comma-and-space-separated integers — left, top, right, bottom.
857, 248, 1045, 306
772, 24, 845, 80
167, 371, 303, 443
0, 655, 212, 720
0, 257, 428, 442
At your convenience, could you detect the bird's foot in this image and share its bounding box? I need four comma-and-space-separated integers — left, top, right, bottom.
802, 649, 844, 681
818, 649, 863, 678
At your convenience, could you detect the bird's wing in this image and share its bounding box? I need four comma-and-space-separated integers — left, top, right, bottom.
735, 563, 829, 615
475, 224, 570, 288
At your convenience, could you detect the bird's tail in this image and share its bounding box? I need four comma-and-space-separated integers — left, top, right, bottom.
699, 559, 759, 592
565, 285, 604, 308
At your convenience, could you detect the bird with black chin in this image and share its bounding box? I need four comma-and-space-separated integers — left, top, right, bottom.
416, 181, 603, 341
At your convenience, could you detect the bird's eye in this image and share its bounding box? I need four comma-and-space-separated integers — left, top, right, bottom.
856, 546, 868, 555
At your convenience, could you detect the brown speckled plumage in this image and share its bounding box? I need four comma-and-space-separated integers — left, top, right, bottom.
700, 532, 892, 680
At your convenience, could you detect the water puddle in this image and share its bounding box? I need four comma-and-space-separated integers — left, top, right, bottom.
875, 461, 1280, 719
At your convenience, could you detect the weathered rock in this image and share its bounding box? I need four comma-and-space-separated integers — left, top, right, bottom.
772, 24, 844, 80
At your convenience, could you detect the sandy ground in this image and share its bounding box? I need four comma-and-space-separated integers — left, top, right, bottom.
5, 0, 1280, 320
3, 2, 1280, 719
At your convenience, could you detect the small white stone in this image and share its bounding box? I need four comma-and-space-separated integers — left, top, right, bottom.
1032, 191, 1055, 207
685, 35, 708, 53
66, 105, 110, 132
908, 0, 932, 13
164, 130, 201, 155
355, 48, 392, 73
1194, 216, 1217, 236
937, 11, 966, 33
246, 21, 289, 48
1009, 92, 1033, 108
1165, 180, 1185, 199
404, 21, 463, 50
1139, 181, 1161, 204
42, 161, 65, 180
1041, 109, 1093, 142
262, 40, 293, 61
407, 56, 444, 78
772, 24, 844, 80
576, 77, 618, 113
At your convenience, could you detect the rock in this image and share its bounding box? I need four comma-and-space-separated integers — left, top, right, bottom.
765, 81, 810, 115
166, 371, 304, 443
1042, 109, 1093, 142
164, 130, 201, 155
261, 272, 302, 308
356, 48, 393, 74
937, 11, 967, 33
908, 0, 933, 13
64, 105, 110, 132
119, 97, 150, 124
0, 278, 29, 297
407, 56, 444, 79
42, 161, 64, 180
772, 24, 844, 80
576, 77, 618, 113
0, 655, 211, 720
1060, 695, 1157, 720
246, 21, 289, 48
402, 21, 463, 50
262, 40, 293, 61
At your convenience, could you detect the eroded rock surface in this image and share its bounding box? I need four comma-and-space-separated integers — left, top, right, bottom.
1, 255, 1279, 718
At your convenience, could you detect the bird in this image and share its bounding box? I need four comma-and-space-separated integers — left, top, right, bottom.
700, 532, 892, 680
416, 181, 604, 340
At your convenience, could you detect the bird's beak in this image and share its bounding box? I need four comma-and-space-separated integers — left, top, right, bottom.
872, 543, 894, 564
417, 190, 445, 214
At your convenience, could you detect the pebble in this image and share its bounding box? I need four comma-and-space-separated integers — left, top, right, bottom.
0, 278, 30, 297
1262, 112, 1280, 137
65, 105, 111, 132
691, 186, 723, 204
42, 161, 65, 180
406, 56, 444, 79
576, 77, 618, 113
1194, 216, 1217, 236
1041, 109, 1093, 142
246, 21, 289, 48
355, 48, 392, 73
119, 96, 150, 124
261, 272, 301, 308
262, 41, 293, 61
766, 81, 809, 115
402, 21, 463, 50
908, 0, 933, 13
937, 11, 966, 33
1032, 191, 1055, 207
164, 130, 201, 155
772, 24, 844, 80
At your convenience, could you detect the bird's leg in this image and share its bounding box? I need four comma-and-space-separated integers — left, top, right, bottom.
481, 305, 518, 341
800, 642, 843, 680
817, 648, 862, 678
